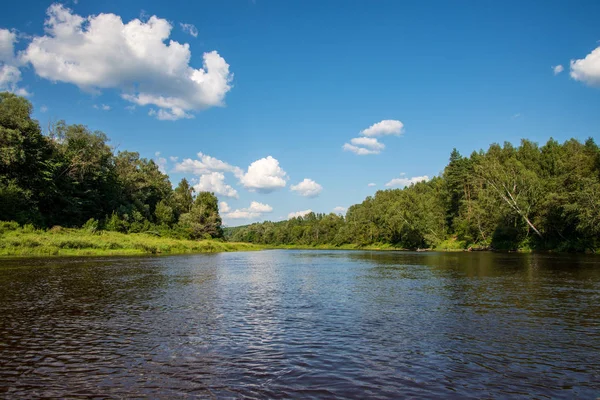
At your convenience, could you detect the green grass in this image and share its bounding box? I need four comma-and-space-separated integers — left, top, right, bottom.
0, 224, 261, 257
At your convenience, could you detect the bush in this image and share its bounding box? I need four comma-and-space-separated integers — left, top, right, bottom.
82, 218, 99, 233
0, 221, 20, 235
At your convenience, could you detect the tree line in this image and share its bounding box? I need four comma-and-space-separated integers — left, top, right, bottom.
0, 92, 223, 239
228, 138, 600, 252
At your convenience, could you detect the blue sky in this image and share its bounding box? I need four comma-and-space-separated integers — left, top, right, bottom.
1, 0, 599, 225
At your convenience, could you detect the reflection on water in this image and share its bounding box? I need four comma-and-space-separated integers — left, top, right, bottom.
0, 251, 599, 398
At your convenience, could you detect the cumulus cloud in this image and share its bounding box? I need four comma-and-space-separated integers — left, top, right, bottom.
552, 65, 564, 75
21, 4, 233, 120
368, 183, 376, 187
240, 156, 287, 193
570, 45, 600, 87
219, 201, 231, 213
333, 206, 346, 214
350, 137, 385, 150
385, 174, 430, 188
180, 23, 198, 38
343, 143, 381, 155
361, 120, 404, 137
343, 137, 385, 155
193, 172, 239, 198
0, 29, 28, 96
224, 201, 273, 219
290, 178, 323, 197
288, 209, 313, 219
174, 152, 243, 177
343, 119, 403, 155
175, 152, 288, 195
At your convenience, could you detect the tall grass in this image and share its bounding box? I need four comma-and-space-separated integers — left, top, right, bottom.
0, 222, 261, 257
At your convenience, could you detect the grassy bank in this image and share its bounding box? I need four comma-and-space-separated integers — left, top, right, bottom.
0, 223, 261, 257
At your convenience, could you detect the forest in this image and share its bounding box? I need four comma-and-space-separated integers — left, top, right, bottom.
0, 92, 223, 241
227, 138, 600, 252
2, 91, 599, 253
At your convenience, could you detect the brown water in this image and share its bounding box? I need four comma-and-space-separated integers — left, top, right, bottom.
0, 250, 599, 398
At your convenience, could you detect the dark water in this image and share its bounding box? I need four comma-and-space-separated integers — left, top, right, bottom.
0, 251, 599, 399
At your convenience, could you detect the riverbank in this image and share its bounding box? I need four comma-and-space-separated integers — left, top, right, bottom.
0, 225, 261, 257
265, 243, 409, 251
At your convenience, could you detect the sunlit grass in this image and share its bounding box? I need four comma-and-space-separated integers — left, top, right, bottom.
0, 223, 261, 257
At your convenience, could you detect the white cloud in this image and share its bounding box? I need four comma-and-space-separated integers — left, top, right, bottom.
343, 143, 381, 155
552, 65, 564, 75
343, 137, 385, 155
0, 29, 28, 96
333, 206, 346, 214
93, 104, 111, 111
240, 156, 287, 193
248, 201, 273, 213
40, 105, 48, 113
350, 137, 385, 150
180, 23, 198, 38
360, 119, 404, 137
175, 153, 288, 195
174, 152, 243, 177
288, 209, 313, 219
224, 201, 273, 219
21, 4, 233, 120
368, 183, 376, 187
193, 172, 239, 198
154, 151, 167, 173
169, 156, 179, 162
290, 178, 323, 197
125, 105, 136, 112
570, 45, 600, 87
385, 174, 430, 188
219, 201, 231, 213
0, 29, 15, 62
342, 120, 403, 155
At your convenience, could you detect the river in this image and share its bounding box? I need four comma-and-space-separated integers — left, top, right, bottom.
0, 250, 599, 398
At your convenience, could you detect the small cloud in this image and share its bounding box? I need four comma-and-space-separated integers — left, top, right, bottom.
290, 178, 323, 198
239, 156, 287, 193
552, 65, 564, 75
94, 104, 110, 111
125, 105, 136, 112
511, 113, 522, 119
40, 105, 48, 113
333, 206, 346, 214
343, 143, 381, 155
385, 175, 430, 188
169, 156, 179, 162
288, 209, 312, 219
180, 23, 198, 38
360, 119, 404, 137
193, 172, 238, 198
367, 183, 376, 187
224, 201, 273, 219
219, 201, 231, 213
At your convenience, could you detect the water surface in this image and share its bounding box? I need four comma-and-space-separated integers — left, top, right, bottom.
1, 251, 599, 398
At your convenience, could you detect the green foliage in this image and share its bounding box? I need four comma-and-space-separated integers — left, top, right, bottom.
229, 137, 600, 253
1, 92, 598, 253
82, 218, 99, 233
0, 92, 224, 240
